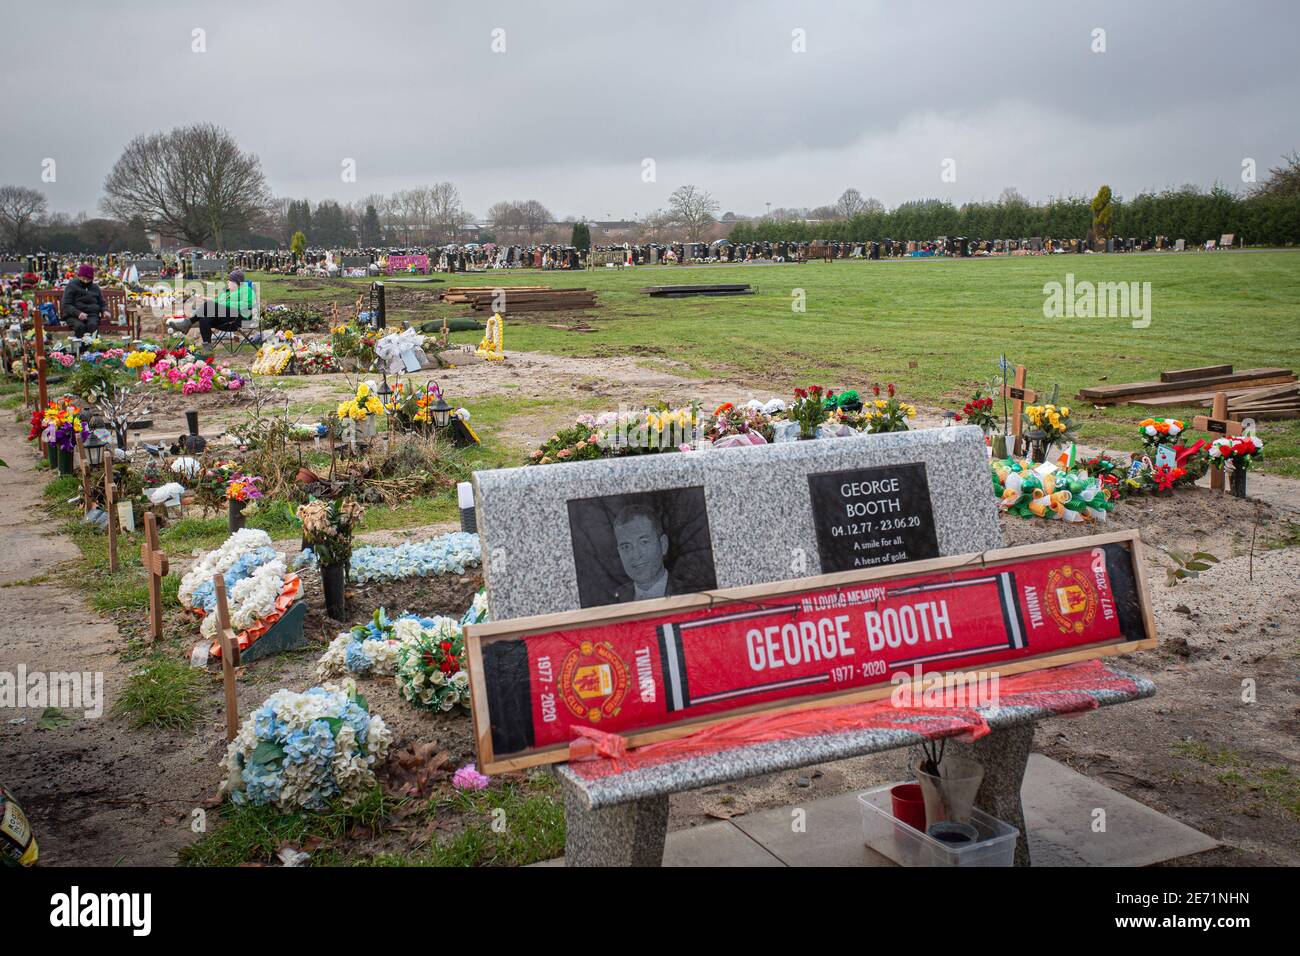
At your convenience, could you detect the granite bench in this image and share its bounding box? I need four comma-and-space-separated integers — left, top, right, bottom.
554, 660, 1155, 867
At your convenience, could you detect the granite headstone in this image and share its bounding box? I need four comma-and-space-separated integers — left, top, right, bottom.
472, 427, 1001, 621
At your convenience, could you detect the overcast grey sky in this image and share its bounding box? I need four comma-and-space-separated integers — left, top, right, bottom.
4, 0, 1297, 220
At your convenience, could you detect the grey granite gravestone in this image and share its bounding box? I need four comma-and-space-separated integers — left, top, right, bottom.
472, 426, 1001, 622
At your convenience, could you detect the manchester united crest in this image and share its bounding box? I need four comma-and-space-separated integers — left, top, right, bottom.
1044, 564, 1098, 635
560, 640, 630, 723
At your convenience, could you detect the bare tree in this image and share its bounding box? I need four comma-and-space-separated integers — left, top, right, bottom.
101, 124, 271, 247
429, 182, 469, 242
487, 200, 524, 241
668, 185, 720, 240
0, 185, 48, 250
835, 188, 866, 218
635, 208, 676, 242
519, 199, 552, 240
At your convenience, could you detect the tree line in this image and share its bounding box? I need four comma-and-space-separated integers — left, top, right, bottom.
729, 163, 1300, 247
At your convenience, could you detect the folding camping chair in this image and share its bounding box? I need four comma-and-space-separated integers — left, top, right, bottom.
210, 305, 262, 354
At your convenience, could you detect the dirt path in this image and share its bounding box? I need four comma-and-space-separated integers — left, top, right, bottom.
0, 428, 219, 866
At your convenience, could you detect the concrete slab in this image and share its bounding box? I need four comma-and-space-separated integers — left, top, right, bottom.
730, 755, 1216, 867
731, 789, 896, 867
533, 819, 785, 867
1022, 754, 1218, 866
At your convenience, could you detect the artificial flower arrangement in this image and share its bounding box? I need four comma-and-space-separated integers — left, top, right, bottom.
293, 340, 339, 375
195, 459, 240, 510
528, 419, 607, 465
861, 383, 916, 434
395, 615, 472, 713
1209, 435, 1264, 470
138, 355, 246, 394
476, 313, 505, 361
337, 382, 385, 422
705, 401, 777, 444
789, 385, 831, 438
296, 497, 366, 567
1137, 417, 1184, 451
1023, 403, 1078, 446
957, 391, 999, 434
178, 529, 279, 611
250, 343, 294, 376
384, 380, 445, 432
330, 322, 378, 368
316, 607, 415, 679
124, 349, 158, 370
223, 680, 393, 811
991, 458, 1114, 522
175, 528, 298, 642
31, 397, 87, 451
345, 531, 481, 585
226, 474, 264, 503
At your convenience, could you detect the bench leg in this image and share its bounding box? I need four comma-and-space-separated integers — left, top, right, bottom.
562, 785, 669, 867
907, 723, 1035, 866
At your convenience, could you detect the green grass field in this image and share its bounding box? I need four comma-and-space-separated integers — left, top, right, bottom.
252, 249, 1300, 475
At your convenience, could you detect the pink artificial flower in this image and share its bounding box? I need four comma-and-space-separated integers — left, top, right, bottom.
452, 764, 490, 791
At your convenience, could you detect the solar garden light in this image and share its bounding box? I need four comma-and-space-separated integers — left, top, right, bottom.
84, 432, 106, 468
430, 394, 452, 429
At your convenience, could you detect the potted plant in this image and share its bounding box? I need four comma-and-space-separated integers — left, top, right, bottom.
297, 497, 366, 620
225, 474, 263, 532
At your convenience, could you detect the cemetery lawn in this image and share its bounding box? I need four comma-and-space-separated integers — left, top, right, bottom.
260, 248, 1300, 475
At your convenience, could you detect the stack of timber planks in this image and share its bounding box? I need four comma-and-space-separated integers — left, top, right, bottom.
1078, 364, 1297, 412
446, 287, 598, 313
642, 283, 754, 298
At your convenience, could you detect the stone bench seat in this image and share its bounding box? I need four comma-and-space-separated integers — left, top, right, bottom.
554, 659, 1155, 866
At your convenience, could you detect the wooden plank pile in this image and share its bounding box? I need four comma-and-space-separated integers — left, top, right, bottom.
642, 283, 754, 298
1224, 382, 1300, 421
451, 288, 597, 314
440, 286, 549, 303
1078, 364, 1296, 408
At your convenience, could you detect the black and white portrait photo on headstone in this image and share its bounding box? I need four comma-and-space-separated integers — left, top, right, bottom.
566, 487, 717, 608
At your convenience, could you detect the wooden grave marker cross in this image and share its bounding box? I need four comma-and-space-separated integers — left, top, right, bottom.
1000, 364, 1038, 455
1193, 391, 1244, 492
212, 574, 242, 742
33, 305, 48, 413
74, 428, 92, 515
103, 455, 119, 573
140, 512, 168, 643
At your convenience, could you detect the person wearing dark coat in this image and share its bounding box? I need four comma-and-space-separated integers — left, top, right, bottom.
61, 264, 106, 335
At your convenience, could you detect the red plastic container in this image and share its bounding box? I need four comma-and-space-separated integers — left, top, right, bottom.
890, 783, 927, 832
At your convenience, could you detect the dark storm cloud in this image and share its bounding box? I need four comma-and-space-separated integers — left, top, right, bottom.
3, 0, 1297, 220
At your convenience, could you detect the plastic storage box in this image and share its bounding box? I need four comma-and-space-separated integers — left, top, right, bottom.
858, 783, 1019, 867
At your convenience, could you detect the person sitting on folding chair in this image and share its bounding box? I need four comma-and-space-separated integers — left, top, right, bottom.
61, 264, 107, 336
167, 269, 259, 349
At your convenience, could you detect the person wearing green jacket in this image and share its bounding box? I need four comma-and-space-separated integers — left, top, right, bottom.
167, 268, 259, 347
